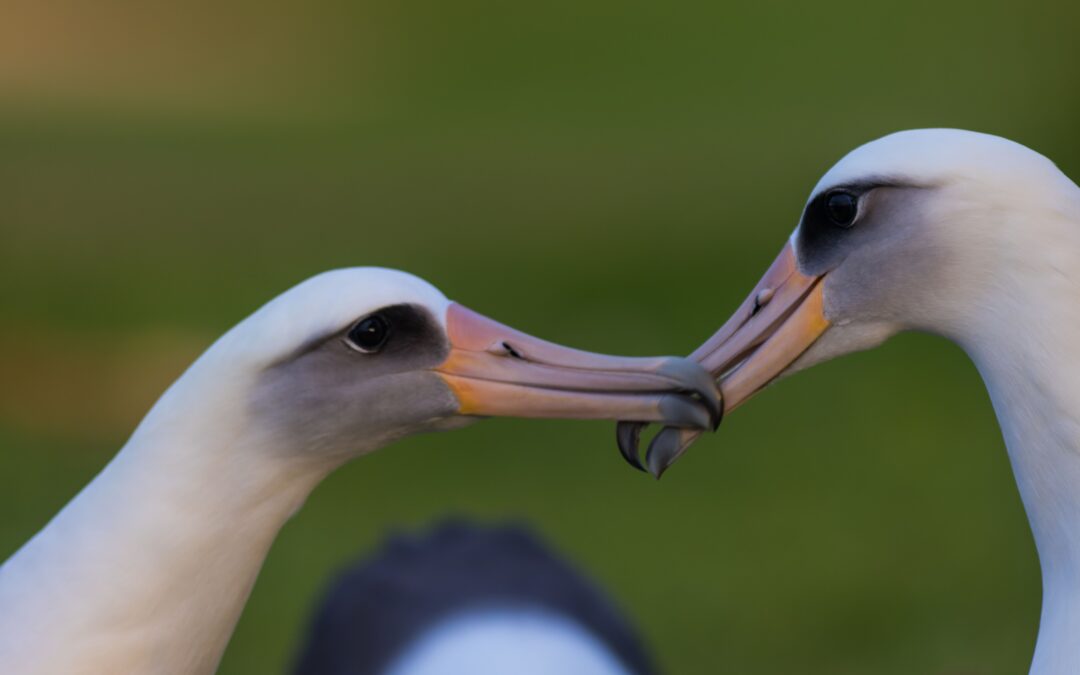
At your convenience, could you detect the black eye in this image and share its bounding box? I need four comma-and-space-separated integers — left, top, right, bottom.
825, 191, 858, 227
347, 314, 390, 353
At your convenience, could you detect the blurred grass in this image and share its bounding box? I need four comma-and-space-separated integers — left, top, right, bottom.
2, 0, 1076, 672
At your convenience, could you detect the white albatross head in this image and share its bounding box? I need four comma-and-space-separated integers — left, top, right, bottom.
619, 128, 1080, 474
133, 267, 720, 466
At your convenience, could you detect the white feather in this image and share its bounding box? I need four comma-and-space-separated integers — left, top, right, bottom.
806, 130, 1080, 675
384, 610, 633, 675
0, 268, 452, 674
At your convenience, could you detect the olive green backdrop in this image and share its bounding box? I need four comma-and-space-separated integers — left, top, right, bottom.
3, 1, 1077, 673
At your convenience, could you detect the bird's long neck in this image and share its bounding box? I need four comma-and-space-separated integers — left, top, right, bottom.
974, 350, 1080, 674
0, 367, 332, 675
959, 221, 1080, 675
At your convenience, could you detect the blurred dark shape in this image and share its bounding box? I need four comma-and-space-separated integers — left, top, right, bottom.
292, 519, 655, 675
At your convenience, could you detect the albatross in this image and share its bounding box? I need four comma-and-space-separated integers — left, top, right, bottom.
0, 268, 719, 674
619, 129, 1080, 675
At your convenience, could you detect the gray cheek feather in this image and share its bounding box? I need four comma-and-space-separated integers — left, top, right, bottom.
250, 341, 461, 460
808, 187, 954, 329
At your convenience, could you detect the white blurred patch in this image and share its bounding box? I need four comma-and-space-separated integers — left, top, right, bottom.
383, 609, 633, 675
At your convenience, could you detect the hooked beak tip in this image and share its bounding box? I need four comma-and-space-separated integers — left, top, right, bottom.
617, 241, 828, 477
645, 426, 696, 479
655, 358, 723, 422
657, 393, 713, 431
647, 455, 668, 480
616, 421, 647, 472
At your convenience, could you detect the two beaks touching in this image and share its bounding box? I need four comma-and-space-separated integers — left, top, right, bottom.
427, 241, 826, 480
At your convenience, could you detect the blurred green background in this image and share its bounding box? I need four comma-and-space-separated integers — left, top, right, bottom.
2, 1, 1077, 673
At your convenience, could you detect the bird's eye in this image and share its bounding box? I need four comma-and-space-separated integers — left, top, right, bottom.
346, 314, 391, 353
825, 191, 858, 227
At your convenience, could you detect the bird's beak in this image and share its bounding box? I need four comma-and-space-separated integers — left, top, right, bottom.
618, 241, 830, 476
691, 241, 828, 411
434, 303, 722, 430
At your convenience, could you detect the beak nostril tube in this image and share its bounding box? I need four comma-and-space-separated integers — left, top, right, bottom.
483, 341, 524, 359
752, 288, 775, 315
502, 342, 524, 359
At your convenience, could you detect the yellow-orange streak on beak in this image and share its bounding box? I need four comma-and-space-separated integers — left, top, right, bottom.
433, 304, 721, 427
720, 278, 828, 411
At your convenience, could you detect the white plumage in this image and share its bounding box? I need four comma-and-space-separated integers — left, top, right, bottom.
0, 268, 715, 674
652, 129, 1080, 675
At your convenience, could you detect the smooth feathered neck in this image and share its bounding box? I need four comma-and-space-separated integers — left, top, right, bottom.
949, 187, 1080, 675
0, 340, 334, 674
0, 268, 451, 674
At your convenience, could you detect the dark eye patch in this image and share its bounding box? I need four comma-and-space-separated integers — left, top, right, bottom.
348, 304, 445, 358
274, 303, 448, 368
795, 179, 900, 271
